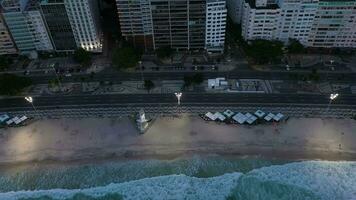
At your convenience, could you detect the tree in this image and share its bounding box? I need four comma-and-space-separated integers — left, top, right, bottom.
156, 46, 173, 59
287, 39, 305, 54
112, 46, 140, 69
144, 80, 155, 92
0, 56, 12, 71
245, 40, 283, 64
183, 73, 204, 88
0, 74, 32, 95
73, 48, 92, 67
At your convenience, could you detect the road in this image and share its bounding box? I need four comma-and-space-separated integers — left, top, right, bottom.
24, 70, 356, 85
1, 93, 356, 111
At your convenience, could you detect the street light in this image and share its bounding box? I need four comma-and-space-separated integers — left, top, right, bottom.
139, 61, 144, 83
25, 96, 40, 117
326, 93, 339, 114
175, 92, 182, 105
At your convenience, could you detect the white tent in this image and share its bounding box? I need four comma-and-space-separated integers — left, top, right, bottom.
6, 119, 14, 125
232, 112, 247, 124
254, 110, 265, 118
0, 114, 10, 123
223, 110, 235, 118
246, 115, 258, 124
264, 113, 275, 122
205, 112, 216, 120
273, 113, 284, 121
245, 113, 253, 119
214, 112, 226, 121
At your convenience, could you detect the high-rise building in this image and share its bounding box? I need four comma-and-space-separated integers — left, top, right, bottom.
40, 0, 77, 51
205, 0, 227, 53
116, 0, 226, 53
65, 0, 102, 52
241, 0, 280, 40
0, 12, 17, 55
1, 0, 53, 55
40, 0, 102, 53
307, 0, 356, 48
239, 0, 356, 48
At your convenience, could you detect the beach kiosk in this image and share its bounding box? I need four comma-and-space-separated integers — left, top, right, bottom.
136, 109, 149, 134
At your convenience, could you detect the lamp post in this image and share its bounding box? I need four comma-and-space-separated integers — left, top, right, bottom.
174, 92, 182, 105
50, 63, 63, 92
326, 93, 339, 114
139, 61, 144, 83
25, 96, 40, 117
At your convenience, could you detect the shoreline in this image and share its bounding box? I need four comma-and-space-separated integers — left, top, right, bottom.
0, 116, 356, 167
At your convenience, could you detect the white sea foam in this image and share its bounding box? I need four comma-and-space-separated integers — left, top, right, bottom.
0, 173, 242, 200
0, 161, 355, 200
247, 161, 356, 200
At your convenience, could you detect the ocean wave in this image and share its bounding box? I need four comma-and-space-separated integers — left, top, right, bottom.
0, 156, 283, 192
0, 160, 355, 200
0, 173, 243, 200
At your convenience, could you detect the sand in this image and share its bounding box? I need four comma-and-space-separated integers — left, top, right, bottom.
0, 116, 356, 165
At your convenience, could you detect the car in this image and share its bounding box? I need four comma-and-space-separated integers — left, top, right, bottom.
23, 70, 30, 75
65, 73, 72, 77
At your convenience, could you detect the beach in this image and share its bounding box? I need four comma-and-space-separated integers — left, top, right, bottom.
0, 115, 356, 165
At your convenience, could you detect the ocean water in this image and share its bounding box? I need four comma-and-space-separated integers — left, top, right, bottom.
0, 156, 355, 200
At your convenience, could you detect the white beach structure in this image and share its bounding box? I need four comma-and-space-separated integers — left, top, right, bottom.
273, 113, 284, 122
264, 113, 275, 122
205, 112, 216, 121
0, 114, 10, 123
136, 109, 149, 134
254, 110, 265, 118
214, 112, 226, 121
232, 112, 248, 124
223, 110, 235, 118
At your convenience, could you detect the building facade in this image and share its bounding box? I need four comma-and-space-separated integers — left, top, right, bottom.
64, 0, 102, 52
241, 0, 280, 40
239, 0, 356, 48
40, 0, 77, 51
307, 0, 356, 48
205, 0, 227, 53
1, 0, 53, 55
116, 0, 226, 53
0, 12, 17, 55
226, 0, 243, 23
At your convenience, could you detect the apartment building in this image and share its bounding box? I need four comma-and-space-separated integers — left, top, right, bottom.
239, 0, 356, 48
0, 12, 17, 55
205, 0, 227, 53
40, 0, 77, 51
241, 0, 280, 40
1, 0, 53, 55
65, 0, 102, 52
116, 0, 226, 53
276, 0, 318, 45
307, 0, 356, 48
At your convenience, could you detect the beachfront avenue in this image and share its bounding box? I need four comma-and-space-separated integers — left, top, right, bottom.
1, 93, 356, 112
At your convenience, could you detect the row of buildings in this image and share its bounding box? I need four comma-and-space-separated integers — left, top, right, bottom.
0, 0, 102, 56
227, 0, 356, 48
116, 0, 227, 53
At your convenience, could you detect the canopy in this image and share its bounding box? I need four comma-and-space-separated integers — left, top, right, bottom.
232, 112, 247, 124
273, 113, 284, 121
0, 114, 10, 122
264, 113, 275, 122
205, 112, 216, 120
214, 112, 226, 121
254, 110, 265, 118
223, 110, 235, 118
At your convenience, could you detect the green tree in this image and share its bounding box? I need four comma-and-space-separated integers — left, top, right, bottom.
287, 39, 305, 54
0, 56, 12, 71
73, 48, 92, 67
245, 40, 284, 64
144, 80, 155, 92
192, 73, 204, 85
112, 46, 140, 69
156, 46, 173, 59
0, 74, 32, 95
